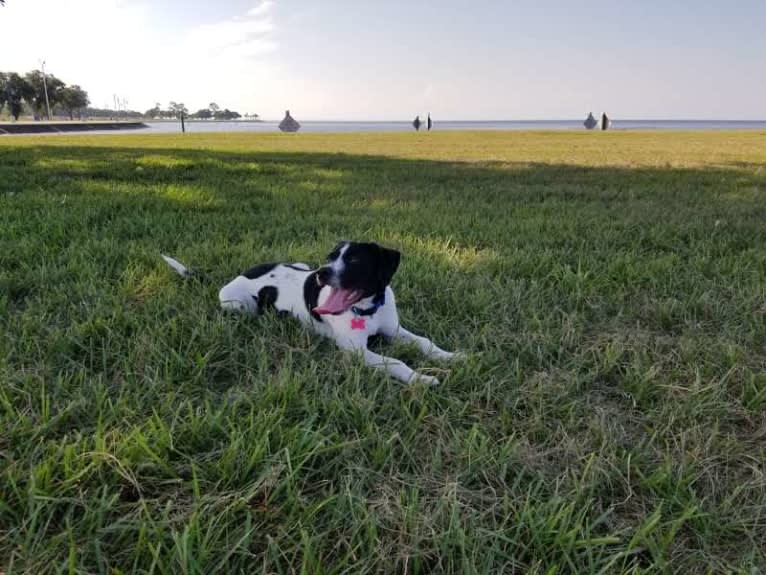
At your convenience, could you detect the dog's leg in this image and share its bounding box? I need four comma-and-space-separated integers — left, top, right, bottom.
336, 339, 439, 386
218, 277, 258, 314
363, 348, 440, 386
391, 327, 460, 361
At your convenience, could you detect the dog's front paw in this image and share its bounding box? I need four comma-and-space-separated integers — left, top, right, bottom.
435, 350, 467, 362
411, 373, 440, 386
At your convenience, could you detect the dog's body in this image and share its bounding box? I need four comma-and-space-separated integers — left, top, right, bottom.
164, 242, 459, 385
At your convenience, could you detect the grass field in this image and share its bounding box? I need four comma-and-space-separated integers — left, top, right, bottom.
1, 131, 766, 573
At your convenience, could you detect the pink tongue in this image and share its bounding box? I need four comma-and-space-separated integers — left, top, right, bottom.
314, 287, 362, 315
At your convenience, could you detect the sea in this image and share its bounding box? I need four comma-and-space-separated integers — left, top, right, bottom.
143, 119, 766, 134
4, 119, 766, 136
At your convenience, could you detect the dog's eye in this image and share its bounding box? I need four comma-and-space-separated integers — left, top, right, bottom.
348, 257, 360, 264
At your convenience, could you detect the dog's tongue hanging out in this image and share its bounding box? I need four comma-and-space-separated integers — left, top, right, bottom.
314, 287, 363, 315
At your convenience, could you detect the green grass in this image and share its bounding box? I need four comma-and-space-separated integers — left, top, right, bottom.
1, 131, 765, 574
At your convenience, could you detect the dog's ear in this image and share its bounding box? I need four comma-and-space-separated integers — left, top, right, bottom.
326, 241, 346, 261
377, 246, 401, 289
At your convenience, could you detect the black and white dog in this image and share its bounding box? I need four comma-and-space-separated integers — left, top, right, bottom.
163, 242, 462, 385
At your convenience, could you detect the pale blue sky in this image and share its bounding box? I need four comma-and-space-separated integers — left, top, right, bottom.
2, 0, 764, 120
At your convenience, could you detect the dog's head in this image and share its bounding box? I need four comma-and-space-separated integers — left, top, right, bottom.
313, 241, 401, 315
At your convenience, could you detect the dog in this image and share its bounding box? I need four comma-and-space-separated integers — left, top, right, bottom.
162, 241, 461, 385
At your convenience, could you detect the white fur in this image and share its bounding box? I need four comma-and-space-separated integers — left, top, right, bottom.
329, 243, 349, 278
216, 263, 459, 385
161, 254, 191, 277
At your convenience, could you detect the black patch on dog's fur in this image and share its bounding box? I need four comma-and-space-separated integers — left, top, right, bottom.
255, 286, 278, 312
303, 272, 323, 322
243, 262, 277, 279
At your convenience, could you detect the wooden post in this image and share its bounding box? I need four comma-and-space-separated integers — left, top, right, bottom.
180, 111, 185, 133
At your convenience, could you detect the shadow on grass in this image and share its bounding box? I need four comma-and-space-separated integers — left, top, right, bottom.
1, 143, 765, 572
2, 142, 765, 309
2, 141, 765, 356
3, 143, 765, 258
2, 144, 765, 387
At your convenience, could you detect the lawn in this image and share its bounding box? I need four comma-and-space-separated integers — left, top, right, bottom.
1, 130, 765, 573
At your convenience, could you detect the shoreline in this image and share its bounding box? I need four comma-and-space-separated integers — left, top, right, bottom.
2, 119, 765, 136
0, 120, 148, 135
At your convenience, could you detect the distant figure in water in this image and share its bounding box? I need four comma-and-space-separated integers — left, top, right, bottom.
279, 110, 301, 132
427, 113, 432, 131
601, 112, 610, 131
413, 115, 421, 131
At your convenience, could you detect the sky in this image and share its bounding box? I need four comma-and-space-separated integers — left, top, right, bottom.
1, 0, 765, 120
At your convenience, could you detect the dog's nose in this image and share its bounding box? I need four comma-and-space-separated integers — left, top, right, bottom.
316, 267, 332, 285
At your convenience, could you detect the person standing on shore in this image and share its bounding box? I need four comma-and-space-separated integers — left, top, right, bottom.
427, 113, 432, 131
413, 115, 421, 131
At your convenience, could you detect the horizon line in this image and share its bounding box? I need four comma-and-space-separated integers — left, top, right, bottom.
254, 117, 766, 123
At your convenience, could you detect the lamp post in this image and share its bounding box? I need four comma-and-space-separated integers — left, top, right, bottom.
40, 60, 52, 120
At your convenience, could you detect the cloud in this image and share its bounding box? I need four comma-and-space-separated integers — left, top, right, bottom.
168, 1, 280, 113
248, 0, 275, 18
186, 2, 277, 59
0, 0, 280, 113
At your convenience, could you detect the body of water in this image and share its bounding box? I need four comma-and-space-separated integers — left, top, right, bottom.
143, 119, 766, 134
4, 119, 766, 136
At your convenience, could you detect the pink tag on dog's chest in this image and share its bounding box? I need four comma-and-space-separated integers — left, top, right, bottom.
350, 318, 366, 330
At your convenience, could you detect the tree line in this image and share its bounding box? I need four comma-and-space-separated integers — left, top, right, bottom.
144, 102, 256, 121
1, 69, 257, 122
0, 70, 89, 120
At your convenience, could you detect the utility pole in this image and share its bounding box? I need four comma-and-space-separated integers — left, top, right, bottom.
40, 60, 52, 120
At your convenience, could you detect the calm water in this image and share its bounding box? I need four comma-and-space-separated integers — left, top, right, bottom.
144, 119, 766, 134
4, 119, 766, 136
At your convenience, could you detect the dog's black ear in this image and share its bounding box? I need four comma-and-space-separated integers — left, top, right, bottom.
377, 246, 401, 289
326, 241, 346, 261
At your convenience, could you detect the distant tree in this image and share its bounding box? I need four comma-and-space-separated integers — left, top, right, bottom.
24, 70, 64, 118
143, 105, 161, 118
192, 108, 212, 119
59, 85, 89, 119
212, 108, 241, 121
5, 73, 32, 120
0, 72, 7, 114
209, 102, 220, 114
168, 101, 188, 118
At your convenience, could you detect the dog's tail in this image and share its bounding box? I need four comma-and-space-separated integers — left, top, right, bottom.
161, 254, 197, 279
